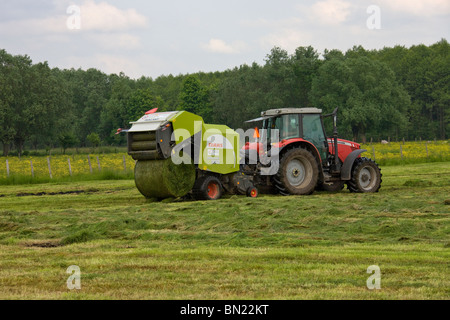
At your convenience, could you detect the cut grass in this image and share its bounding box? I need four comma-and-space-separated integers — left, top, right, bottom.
0, 162, 448, 299
0, 169, 134, 186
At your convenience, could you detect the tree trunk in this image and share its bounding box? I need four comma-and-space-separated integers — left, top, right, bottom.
2, 142, 10, 157
360, 131, 367, 144
352, 126, 358, 143
15, 139, 24, 158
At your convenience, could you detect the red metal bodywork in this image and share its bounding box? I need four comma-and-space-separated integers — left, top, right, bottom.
243, 138, 361, 163
327, 138, 361, 162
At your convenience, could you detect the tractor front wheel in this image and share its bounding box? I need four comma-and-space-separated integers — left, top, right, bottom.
275, 148, 319, 196
347, 157, 382, 193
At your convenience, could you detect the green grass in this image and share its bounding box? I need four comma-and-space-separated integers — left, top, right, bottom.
0, 169, 134, 186
0, 162, 448, 299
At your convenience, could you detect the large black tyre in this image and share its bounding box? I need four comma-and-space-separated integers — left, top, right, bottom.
275, 148, 319, 196
193, 175, 223, 200
347, 157, 382, 193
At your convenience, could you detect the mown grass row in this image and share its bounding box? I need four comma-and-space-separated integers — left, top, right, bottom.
0, 162, 448, 299
0, 169, 134, 185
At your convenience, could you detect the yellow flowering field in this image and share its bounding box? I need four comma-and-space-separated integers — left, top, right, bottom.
0, 154, 135, 179
360, 140, 450, 164
0, 141, 449, 180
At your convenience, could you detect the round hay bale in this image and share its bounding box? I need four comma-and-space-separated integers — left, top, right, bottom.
131, 141, 157, 151
134, 160, 196, 199
132, 133, 156, 141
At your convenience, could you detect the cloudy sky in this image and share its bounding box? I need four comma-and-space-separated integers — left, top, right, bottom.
1, 0, 449, 78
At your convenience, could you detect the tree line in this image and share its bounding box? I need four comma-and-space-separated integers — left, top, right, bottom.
0, 39, 448, 156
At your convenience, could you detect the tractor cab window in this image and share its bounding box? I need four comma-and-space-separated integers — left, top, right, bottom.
267, 115, 300, 143
302, 114, 327, 161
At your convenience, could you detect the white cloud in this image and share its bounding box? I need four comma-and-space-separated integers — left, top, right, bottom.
309, 0, 353, 25
377, 0, 450, 17
0, 0, 148, 35
79, 0, 148, 32
201, 39, 245, 54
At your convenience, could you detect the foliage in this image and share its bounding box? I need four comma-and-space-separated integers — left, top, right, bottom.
87, 133, 101, 149
310, 56, 410, 142
0, 40, 448, 154
58, 132, 78, 154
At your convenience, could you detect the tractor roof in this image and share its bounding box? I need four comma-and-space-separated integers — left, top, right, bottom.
262, 108, 322, 116
246, 108, 322, 123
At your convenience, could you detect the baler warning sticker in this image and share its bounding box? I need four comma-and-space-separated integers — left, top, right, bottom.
207, 149, 220, 157
207, 149, 221, 164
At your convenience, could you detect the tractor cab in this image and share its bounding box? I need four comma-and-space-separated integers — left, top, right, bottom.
244, 108, 382, 195
260, 108, 328, 163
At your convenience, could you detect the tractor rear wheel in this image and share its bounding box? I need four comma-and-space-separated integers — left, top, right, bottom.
275, 148, 319, 196
347, 157, 382, 193
193, 176, 223, 200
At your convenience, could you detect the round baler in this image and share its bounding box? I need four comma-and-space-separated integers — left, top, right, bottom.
126, 110, 255, 200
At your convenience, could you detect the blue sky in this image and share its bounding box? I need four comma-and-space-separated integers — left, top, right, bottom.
1, 0, 449, 78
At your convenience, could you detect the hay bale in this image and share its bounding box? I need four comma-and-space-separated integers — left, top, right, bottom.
134, 160, 196, 199
131, 141, 157, 151
132, 133, 156, 141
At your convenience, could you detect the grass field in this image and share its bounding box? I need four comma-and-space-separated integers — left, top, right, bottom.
0, 162, 449, 300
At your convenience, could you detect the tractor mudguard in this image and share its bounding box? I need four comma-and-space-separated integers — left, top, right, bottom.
341, 149, 367, 181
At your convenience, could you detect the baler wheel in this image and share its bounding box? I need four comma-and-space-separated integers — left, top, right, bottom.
246, 186, 259, 198
193, 176, 223, 201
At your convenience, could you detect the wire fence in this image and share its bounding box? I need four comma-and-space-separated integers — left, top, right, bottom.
1, 141, 449, 179
1, 154, 136, 179
360, 140, 450, 164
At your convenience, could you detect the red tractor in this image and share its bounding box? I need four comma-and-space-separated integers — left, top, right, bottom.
242, 107, 382, 195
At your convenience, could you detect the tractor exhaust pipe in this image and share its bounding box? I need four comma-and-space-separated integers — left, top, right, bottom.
324, 107, 341, 173
333, 107, 341, 172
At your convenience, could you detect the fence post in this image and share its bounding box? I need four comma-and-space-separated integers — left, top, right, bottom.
30, 160, 34, 178
400, 145, 403, 161
372, 146, 376, 161
123, 155, 127, 171
97, 156, 101, 171
426, 142, 429, 158
6, 159, 10, 178
47, 157, 53, 179
68, 158, 73, 176
87, 155, 93, 174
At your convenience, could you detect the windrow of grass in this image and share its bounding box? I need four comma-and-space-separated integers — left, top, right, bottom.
0, 162, 448, 299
